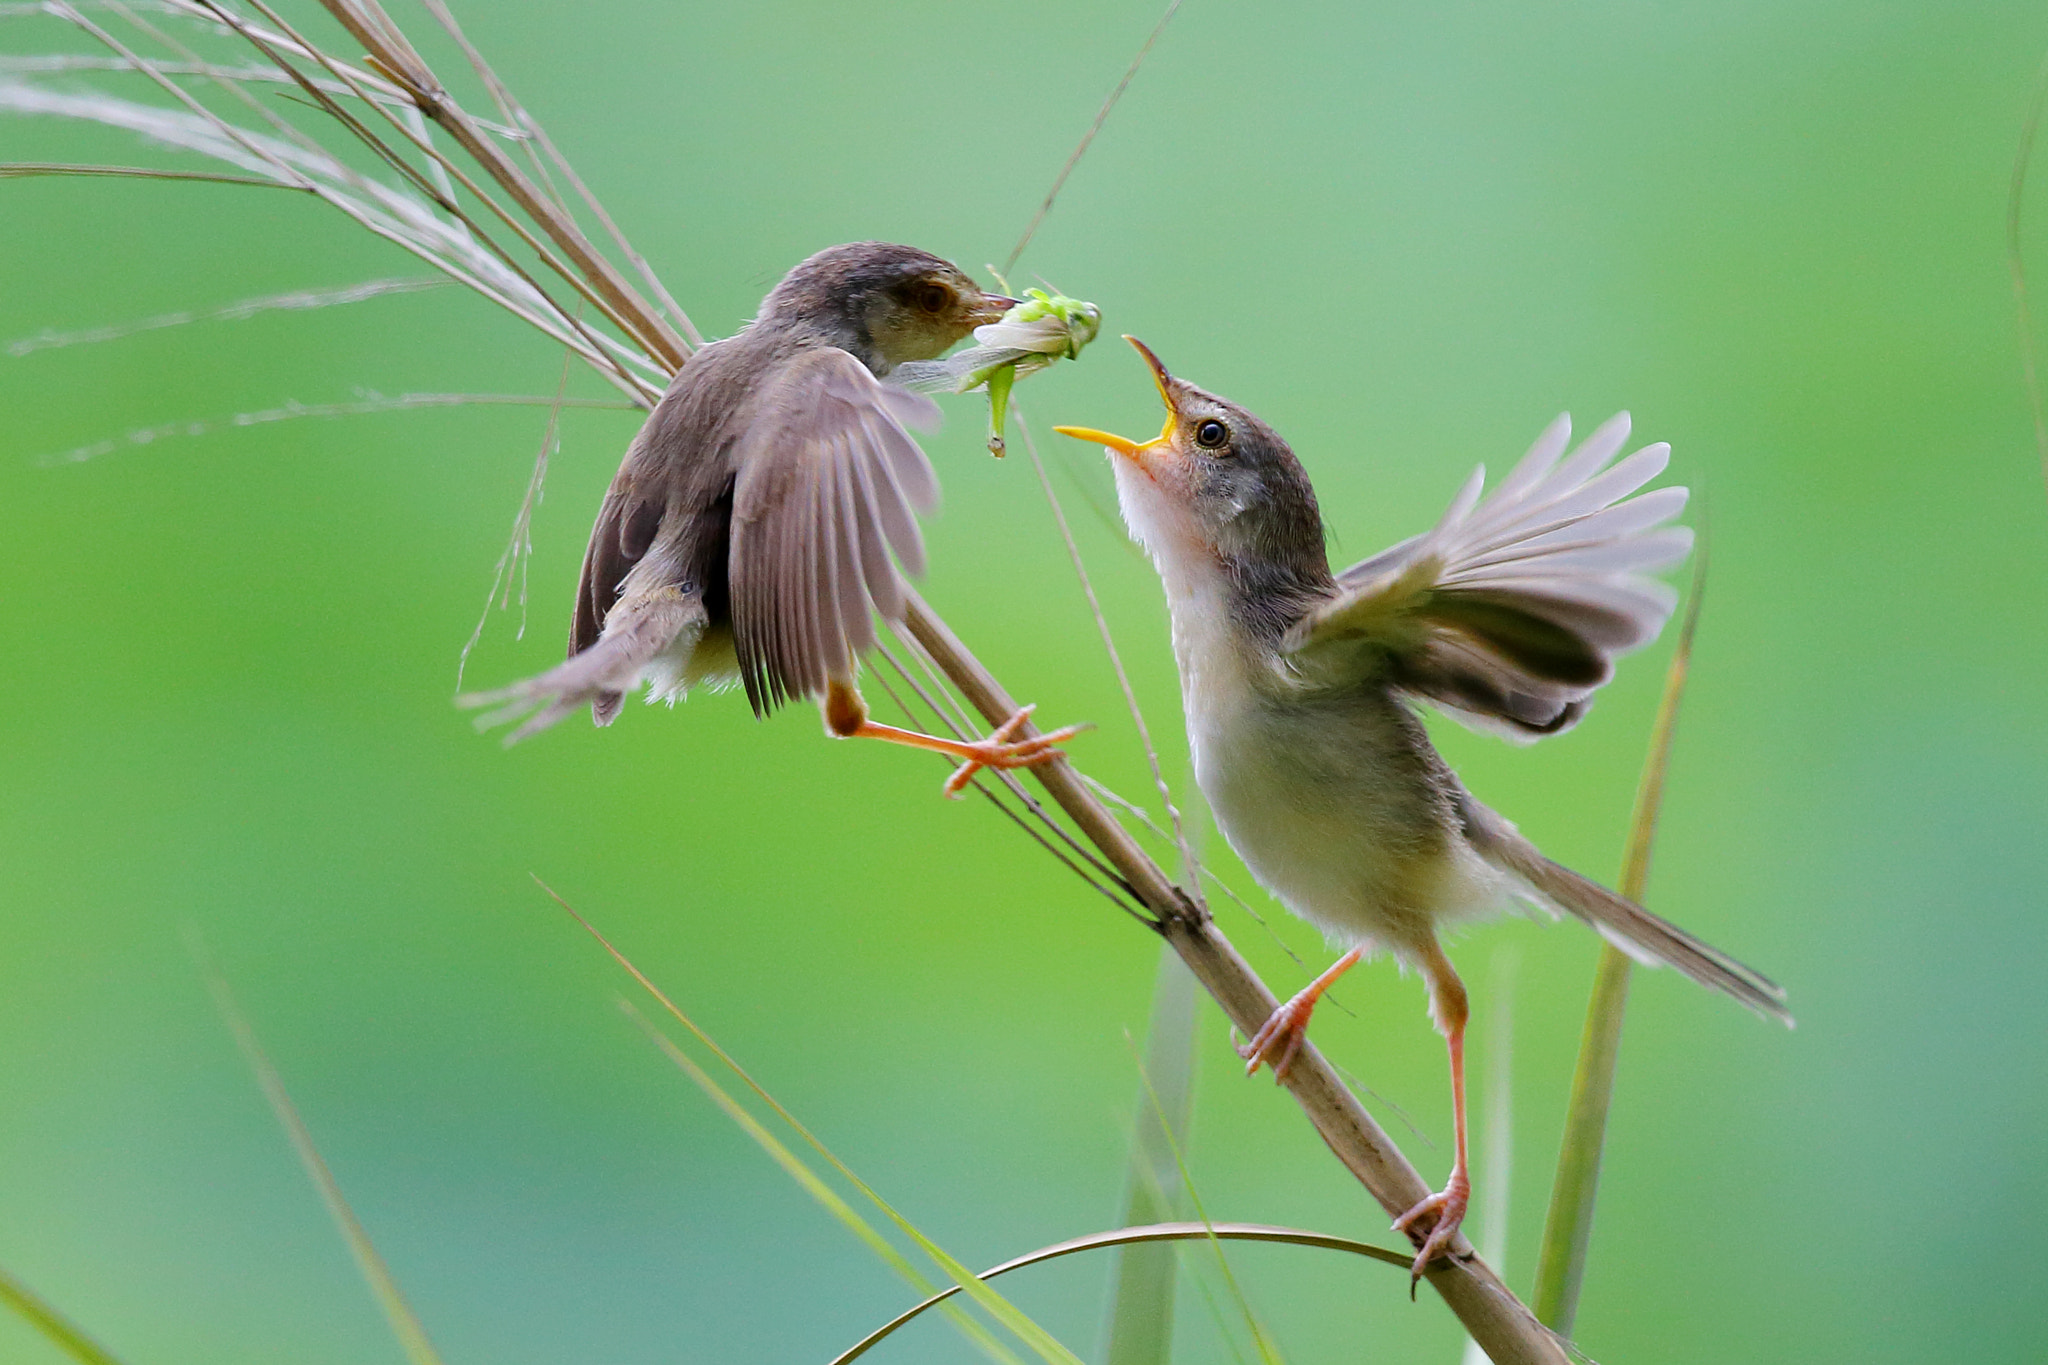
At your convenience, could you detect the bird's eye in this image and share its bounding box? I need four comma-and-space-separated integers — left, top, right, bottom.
1194, 419, 1230, 450
916, 283, 953, 314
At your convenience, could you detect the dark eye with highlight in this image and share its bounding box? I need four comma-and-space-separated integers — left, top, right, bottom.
915, 282, 953, 314
1195, 419, 1230, 450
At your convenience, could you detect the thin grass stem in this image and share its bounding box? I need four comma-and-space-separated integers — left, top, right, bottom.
1002, 0, 1180, 275
1529, 549, 1709, 1336
1017, 410, 1201, 897
1124, 1030, 1284, 1365
2010, 46, 2048, 501
536, 880, 1086, 1365
29, 390, 630, 467
188, 932, 447, 1365
0, 158, 289, 186
311, 0, 692, 367
1103, 949, 1199, 1365
863, 648, 1144, 919
457, 333, 576, 687
196, 0, 657, 395
412, 0, 702, 347
0, 1266, 129, 1365
5, 275, 445, 357
618, 1002, 1026, 1365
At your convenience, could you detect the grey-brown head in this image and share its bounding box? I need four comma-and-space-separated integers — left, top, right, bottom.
760, 242, 1017, 377
1056, 337, 1336, 620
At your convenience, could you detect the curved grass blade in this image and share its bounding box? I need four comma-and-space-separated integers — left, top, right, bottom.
0, 1266, 128, 1365
1529, 547, 1709, 1335
537, 879, 1081, 1365
834, 1223, 1412, 1365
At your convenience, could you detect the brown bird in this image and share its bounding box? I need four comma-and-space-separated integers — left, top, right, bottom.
1058, 339, 1789, 1278
465, 242, 1082, 792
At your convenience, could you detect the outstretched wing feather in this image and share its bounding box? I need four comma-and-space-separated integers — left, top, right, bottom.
729, 348, 940, 714
1288, 411, 1689, 740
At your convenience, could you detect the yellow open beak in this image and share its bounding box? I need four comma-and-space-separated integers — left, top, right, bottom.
1053, 335, 1180, 460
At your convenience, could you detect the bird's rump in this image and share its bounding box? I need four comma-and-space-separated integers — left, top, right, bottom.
1285, 412, 1691, 739
729, 347, 941, 714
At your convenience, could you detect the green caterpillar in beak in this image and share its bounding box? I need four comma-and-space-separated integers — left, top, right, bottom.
897, 287, 1103, 456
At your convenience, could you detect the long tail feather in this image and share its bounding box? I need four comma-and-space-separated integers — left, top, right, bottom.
1458, 795, 1792, 1026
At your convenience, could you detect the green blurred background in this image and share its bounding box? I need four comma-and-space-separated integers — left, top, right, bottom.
3, 2, 2045, 1361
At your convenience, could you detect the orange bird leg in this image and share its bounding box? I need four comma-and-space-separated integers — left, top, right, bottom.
1392, 939, 1473, 1285
821, 680, 1086, 799
1238, 945, 1365, 1081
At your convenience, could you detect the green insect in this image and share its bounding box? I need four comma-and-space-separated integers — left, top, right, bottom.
897, 286, 1103, 456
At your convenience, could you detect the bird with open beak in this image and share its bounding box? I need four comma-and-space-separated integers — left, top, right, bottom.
463, 242, 1083, 795
1057, 338, 1790, 1279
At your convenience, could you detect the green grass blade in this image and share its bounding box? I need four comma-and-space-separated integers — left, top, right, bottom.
190, 934, 446, 1365
0, 1266, 128, 1365
2006, 45, 2048, 499
1103, 946, 1199, 1365
619, 1004, 1023, 1365
1123, 1026, 1284, 1365
836, 1223, 1411, 1365
538, 879, 1082, 1365
1530, 550, 1708, 1335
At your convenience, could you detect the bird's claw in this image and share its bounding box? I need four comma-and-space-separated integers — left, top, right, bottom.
1393, 1176, 1471, 1289
1238, 993, 1317, 1082
942, 705, 1088, 797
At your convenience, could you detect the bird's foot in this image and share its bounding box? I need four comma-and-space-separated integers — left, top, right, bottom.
1393, 1173, 1471, 1286
942, 705, 1087, 798
1238, 990, 1321, 1082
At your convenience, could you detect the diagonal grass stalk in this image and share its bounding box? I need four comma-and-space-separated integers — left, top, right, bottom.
1529, 551, 1710, 1336
541, 881, 1082, 1365
189, 932, 447, 1365
619, 1003, 1027, 1365
0, 1266, 129, 1365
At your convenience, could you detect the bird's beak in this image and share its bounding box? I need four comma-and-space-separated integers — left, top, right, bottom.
970, 292, 1022, 324
1052, 335, 1181, 466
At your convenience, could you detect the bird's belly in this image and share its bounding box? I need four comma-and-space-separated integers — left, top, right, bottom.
1192, 693, 1470, 951
643, 620, 741, 704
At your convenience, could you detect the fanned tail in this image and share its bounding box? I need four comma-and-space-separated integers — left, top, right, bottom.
1457, 793, 1793, 1026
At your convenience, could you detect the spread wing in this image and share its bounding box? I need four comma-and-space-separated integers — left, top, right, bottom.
1285, 412, 1690, 740
729, 347, 940, 714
